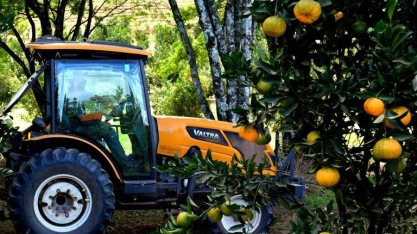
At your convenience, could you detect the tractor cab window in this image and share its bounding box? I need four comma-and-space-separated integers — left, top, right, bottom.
56, 59, 150, 177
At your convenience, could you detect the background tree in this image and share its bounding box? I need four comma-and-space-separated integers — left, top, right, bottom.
168, 0, 255, 122
0, 0, 138, 116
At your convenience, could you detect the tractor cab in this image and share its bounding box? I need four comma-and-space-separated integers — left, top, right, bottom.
4, 36, 155, 178
55, 58, 152, 176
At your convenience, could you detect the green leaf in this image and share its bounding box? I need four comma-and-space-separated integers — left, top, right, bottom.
317, 0, 332, 7
277, 197, 291, 209
0, 167, 14, 176
326, 200, 334, 213
373, 114, 385, 124
393, 56, 412, 65
182, 157, 197, 165
260, 96, 284, 104
374, 21, 388, 36
391, 133, 414, 141
283, 99, 299, 116
154, 165, 167, 173
254, 60, 277, 75
245, 182, 259, 190
330, 139, 345, 155
198, 173, 215, 183
386, 0, 398, 22
228, 224, 246, 232
391, 29, 412, 52
412, 75, 417, 91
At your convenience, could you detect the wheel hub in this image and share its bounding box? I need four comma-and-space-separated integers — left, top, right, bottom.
219, 195, 262, 233
40, 181, 87, 224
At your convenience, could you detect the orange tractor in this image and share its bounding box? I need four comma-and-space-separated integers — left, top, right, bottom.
0, 36, 305, 233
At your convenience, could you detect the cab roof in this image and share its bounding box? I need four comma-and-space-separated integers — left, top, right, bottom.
27, 36, 152, 57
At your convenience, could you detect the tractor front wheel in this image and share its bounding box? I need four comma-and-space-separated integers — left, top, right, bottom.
8, 147, 115, 234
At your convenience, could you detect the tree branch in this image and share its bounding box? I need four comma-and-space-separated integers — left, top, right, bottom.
168, 0, 215, 120
25, 3, 37, 43
83, 0, 94, 38
70, 0, 87, 41
205, 0, 227, 54
0, 39, 30, 78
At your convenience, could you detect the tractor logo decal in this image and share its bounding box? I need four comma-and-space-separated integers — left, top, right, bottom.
186, 127, 228, 146
55, 52, 78, 58
193, 129, 219, 140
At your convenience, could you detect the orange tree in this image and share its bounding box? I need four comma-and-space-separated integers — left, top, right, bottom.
223, 0, 417, 233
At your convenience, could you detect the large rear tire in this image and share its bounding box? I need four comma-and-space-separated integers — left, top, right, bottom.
8, 147, 115, 234
209, 195, 273, 234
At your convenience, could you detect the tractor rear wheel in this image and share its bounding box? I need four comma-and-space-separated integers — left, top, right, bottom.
209, 195, 273, 234
8, 147, 115, 234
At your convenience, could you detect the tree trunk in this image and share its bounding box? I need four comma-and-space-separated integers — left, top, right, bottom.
168, 0, 215, 120
236, 0, 252, 116
194, 0, 228, 121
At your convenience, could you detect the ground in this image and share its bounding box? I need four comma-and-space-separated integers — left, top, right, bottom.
0, 206, 296, 233
106, 206, 296, 234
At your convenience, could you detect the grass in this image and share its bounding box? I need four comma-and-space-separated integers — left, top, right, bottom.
303, 185, 336, 210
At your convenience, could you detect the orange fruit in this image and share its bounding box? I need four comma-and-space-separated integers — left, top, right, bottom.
220, 202, 233, 216
383, 106, 411, 128
352, 21, 367, 36
238, 124, 259, 142
207, 207, 223, 222
256, 79, 274, 94
293, 0, 322, 24
373, 138, 402, 160
316, 167, 340, 187
255, 131, 272, 145
177, 211, 193, 228
306, 131, 320, 143
363, 98, 385, 117
333, 11, 344, 22
262, 16, 287, 37
239, 207, 254, 221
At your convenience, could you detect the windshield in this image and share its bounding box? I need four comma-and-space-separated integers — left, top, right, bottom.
56, 59, 150, 177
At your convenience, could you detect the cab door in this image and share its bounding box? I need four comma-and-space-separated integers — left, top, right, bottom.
55, 59, 153, 177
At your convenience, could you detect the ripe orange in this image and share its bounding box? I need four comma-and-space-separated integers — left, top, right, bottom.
293, 0, 322, 24
256, 79, 274, 94
363, 98, 385, 117
239, 124, 259, 142
383, 106, 411, 128
306, 131, 320, 143
316, 167, 340, 187
352, 21, 367, 36
177, 211, 193, 228
373, 138, 402, 160
262, 16, 287, 37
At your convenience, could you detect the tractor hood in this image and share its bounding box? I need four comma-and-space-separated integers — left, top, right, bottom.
154, 116, 277, 171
